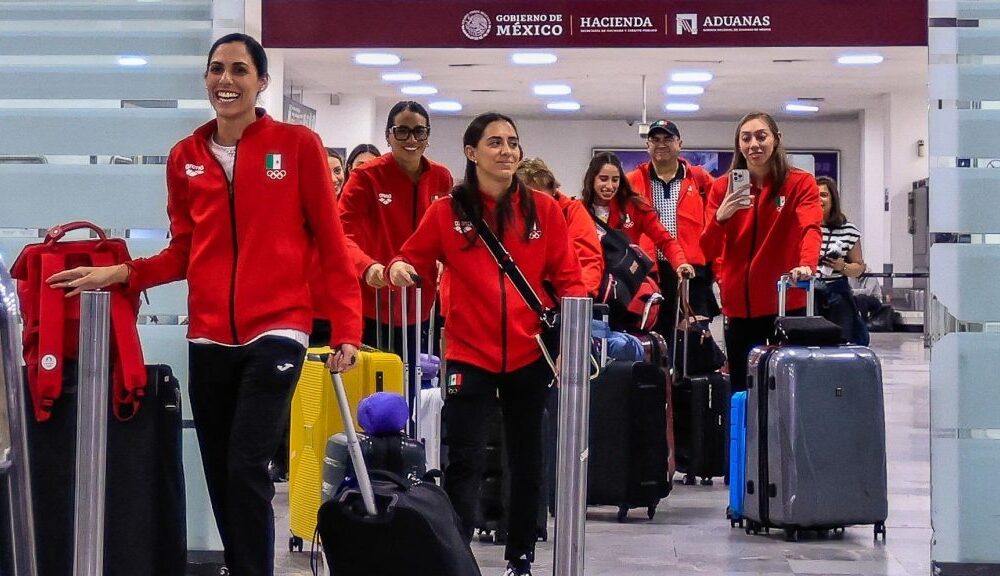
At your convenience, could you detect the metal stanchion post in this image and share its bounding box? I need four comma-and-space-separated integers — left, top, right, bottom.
554, 297, 593, 576
74, 291, 111, 576
0, 259, 38, 576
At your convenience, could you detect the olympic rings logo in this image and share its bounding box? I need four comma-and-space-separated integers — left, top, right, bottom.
266, 169, 287, 180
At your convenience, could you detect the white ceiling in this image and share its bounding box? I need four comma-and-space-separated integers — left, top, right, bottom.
280, 46, 928, 121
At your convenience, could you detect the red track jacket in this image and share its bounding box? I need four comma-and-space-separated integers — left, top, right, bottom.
552, 191, 604, 297
391, 189, 586, 373
700, 168, 823, 318
601, 199, 688, 270
339, 154, 453, 325
627, 158, 714, 266
127, 111, 363, 347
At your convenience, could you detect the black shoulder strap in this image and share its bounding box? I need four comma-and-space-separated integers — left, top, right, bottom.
589, 209, 615, 234
471, 217, 549, 322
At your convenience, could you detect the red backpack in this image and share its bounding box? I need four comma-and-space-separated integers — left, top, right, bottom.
11, 221, 146, 422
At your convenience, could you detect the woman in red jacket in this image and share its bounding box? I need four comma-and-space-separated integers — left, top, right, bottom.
339, 101, 453, 374
47, 34, 362, 576
581, 152, 695, 283
701, 112, 822, 392
389, 113, 585, 576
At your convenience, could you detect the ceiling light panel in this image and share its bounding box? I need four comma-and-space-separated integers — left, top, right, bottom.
665, 102, 700, 112
533, 84, 572, 96
429, 100, 462, 112
665, 85, 705, 96
511, 52, 558, 65
670, 71, 713, 83
354, 52, 401, 66
547, 101, 580, 111
401, 85, 438, 95
837, 54, 884, 65
382, 72, 422, 82
785, 102, 820, 112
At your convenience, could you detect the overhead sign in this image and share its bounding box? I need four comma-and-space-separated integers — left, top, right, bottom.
262, 0, 926, 48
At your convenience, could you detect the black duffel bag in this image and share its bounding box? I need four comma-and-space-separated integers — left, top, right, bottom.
592, 215, 654, 322
318, 471, 482, 576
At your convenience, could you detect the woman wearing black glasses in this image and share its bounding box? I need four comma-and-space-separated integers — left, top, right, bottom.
339, 101, 453, 363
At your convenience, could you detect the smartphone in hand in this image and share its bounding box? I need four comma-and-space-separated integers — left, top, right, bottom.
729, 169, 751, 198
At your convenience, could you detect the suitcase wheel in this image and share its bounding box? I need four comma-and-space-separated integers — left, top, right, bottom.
682, 474, 696, 486
219, 569, 230, 576
494, 529, 508, 545
832, 526, 846, 538
874, 523, 886, 541
477, 530, 494, 544
288, 536, 304, 553
699, 477, 714, 486
646, 505, 656, 520
617, 506, 629, 523
724, 474, 730, 486
784, 528, 799, 542
537, 527, 548, 542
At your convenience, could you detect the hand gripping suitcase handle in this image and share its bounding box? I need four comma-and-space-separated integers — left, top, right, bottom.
777, 274, 816, 317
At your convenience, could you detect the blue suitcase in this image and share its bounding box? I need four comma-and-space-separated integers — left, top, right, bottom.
727, 391, 748, 526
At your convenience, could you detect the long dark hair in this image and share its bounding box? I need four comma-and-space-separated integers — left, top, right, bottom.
451, 112, 538, 244
816, 175, 847, 227
207, 33, 268, 79
729, 111, 790, 193
580, 152, 648, 214
344, 143, 380, 182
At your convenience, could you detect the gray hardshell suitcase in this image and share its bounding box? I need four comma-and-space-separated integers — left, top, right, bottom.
743, 277, 888, 541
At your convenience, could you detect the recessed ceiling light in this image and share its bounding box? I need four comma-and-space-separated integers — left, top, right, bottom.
429, 100, 463, 112
665, 85, 704, 96
401, 85, 438, 95
785, 102, 820, 113
547, 101, 580, 111
512, 52, 558, 65
382, 72, 422, 82
665, 102, 700, 112
354, 53, 401, 66
837, 54, 884, 65
533, 84, 572, 96
670, 71, 713, 83
117, 55, 148, 67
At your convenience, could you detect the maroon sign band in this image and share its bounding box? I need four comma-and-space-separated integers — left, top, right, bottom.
262, 0, 926, 49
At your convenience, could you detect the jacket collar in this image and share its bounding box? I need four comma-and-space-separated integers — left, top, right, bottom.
194, 107, 273, 142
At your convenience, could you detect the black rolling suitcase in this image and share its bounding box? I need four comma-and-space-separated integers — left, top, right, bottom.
318, 370, 481, 576
25, 363, 186, 576
671, 278, 730, 485
586, 360, 670, 522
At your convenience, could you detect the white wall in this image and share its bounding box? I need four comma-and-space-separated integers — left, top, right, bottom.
303, 93, 381, 152
887, 90, 930, 281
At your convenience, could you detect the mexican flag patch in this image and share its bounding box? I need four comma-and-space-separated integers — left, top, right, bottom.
265, 154, 282, 170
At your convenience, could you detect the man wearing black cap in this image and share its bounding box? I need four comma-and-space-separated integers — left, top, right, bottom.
626, 119, 719, 340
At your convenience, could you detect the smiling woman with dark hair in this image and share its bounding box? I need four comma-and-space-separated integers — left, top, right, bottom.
338, 101, 453, 385
46, 33, 362, 576
816, 176, 869, 344
389, 112, 585, 576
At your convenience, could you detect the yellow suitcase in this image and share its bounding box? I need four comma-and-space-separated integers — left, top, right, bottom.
287, 345, 404, 550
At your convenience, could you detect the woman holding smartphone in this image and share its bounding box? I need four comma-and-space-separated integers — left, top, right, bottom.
701, 112, 823, 392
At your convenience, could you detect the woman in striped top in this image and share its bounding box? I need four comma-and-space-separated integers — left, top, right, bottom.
817, 176, 869, 344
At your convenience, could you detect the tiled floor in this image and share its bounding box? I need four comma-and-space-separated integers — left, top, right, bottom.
272, 333, 930, 575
